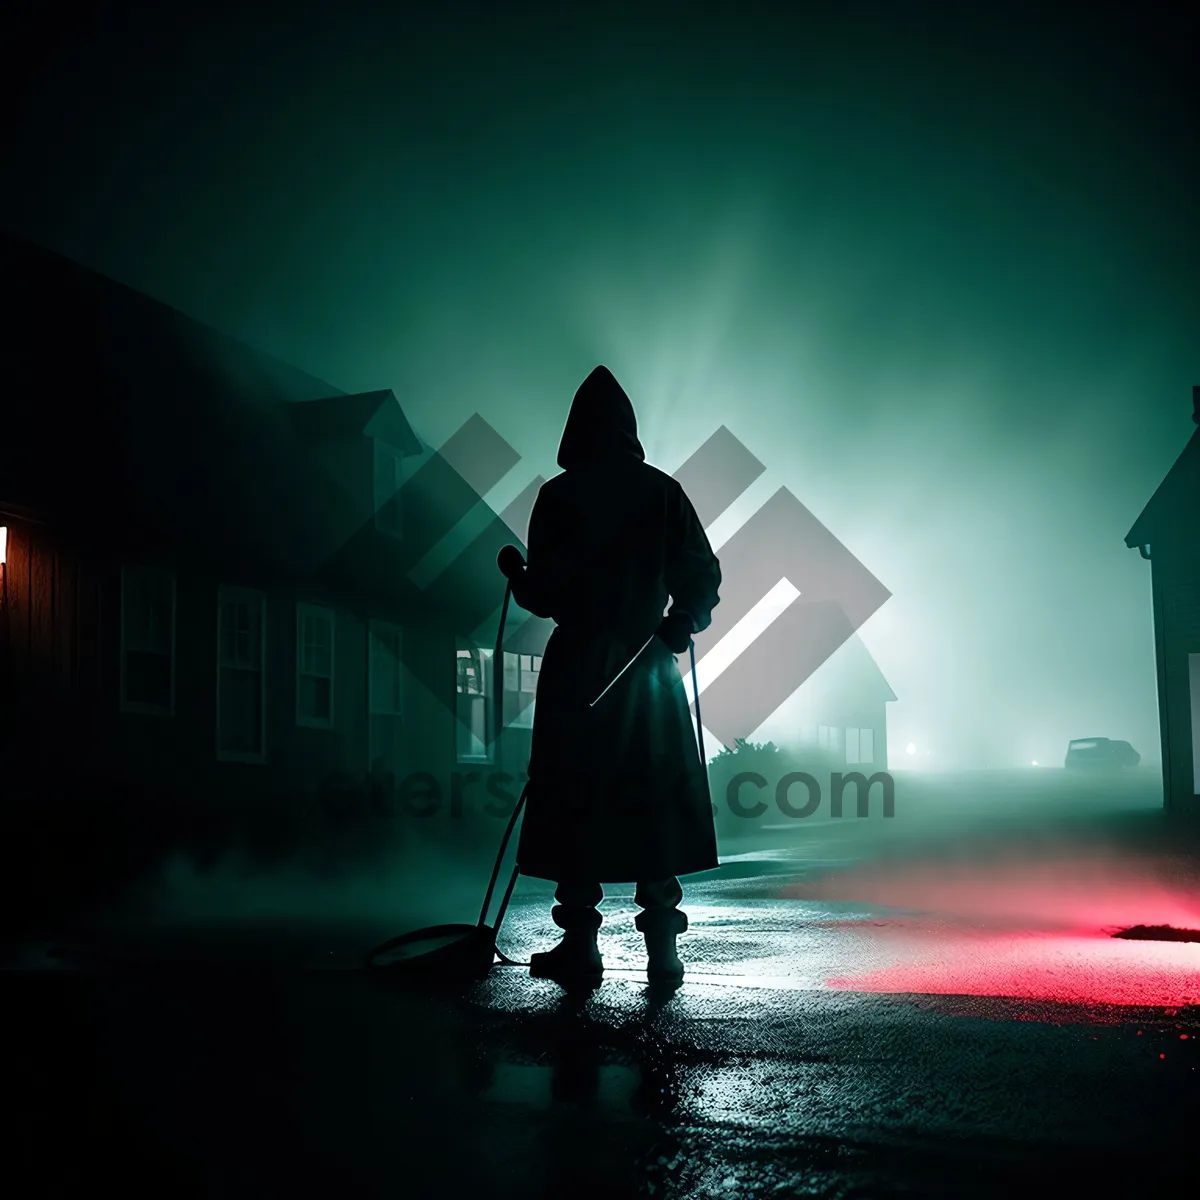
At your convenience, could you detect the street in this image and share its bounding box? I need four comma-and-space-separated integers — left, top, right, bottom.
6, 773, 1198, 1197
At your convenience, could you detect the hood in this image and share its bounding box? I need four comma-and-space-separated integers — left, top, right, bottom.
556, 365, 646, 469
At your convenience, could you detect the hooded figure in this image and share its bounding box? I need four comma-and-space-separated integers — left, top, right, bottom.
503, 365, 722, 986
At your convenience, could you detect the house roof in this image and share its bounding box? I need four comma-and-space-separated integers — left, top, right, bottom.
2, 231, 372, 577
289, 390, 422, 457
799, 603, 898, 705
1124, 423, 1200, 551
744, 600, 896, 746
0, 501, 54, 527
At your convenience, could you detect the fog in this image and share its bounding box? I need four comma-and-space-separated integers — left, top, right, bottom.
6, 2, 1195, 778
69, 763, 1182, 950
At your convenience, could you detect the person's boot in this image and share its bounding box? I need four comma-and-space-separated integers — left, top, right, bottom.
529, 927, 604, 987
643, 927, 684, 985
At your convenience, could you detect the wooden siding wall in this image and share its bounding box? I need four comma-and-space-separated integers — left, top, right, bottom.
2, 517, 87, 700
1, 516, 897, 824
1155, 541, 1200, 812
0, 518, 496, 876
3, 518, 583, 880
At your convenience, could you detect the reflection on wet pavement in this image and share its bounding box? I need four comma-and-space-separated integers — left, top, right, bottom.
7, 799, 1199, 1197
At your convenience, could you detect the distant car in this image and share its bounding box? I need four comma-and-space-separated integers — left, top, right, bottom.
1064, 737, 1141, 770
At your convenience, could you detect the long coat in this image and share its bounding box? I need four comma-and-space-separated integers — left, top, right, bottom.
510, 366, 722, 884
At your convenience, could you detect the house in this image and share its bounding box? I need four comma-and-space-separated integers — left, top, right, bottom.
1124, 386, 1200, 815
746, 600, 896, 772
319, 408, 552, 812
0, 233, 543, 928
791, 623, 896, 772
750, 599, 895, 772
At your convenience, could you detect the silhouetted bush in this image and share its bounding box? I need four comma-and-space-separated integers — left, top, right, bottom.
707, 737, 851, 837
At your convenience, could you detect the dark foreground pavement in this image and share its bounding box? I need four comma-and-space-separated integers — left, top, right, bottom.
6, 784, 1199, 1198
5, 961, 1197, 1199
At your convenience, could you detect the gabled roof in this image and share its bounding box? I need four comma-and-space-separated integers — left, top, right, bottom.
747, 602, 896, 745
2, 231, 374, 577
289, 390, 422, 457
1124, 425, 1200, 550
808, 623, 898, 705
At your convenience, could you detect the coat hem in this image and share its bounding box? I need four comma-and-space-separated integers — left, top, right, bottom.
516, 857, 720, 885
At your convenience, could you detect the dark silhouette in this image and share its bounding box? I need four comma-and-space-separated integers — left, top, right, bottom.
500, 365, 722, 985
1123, 385, 1200, 815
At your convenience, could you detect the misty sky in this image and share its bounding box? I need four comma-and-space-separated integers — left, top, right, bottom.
7, 1, 1197, 770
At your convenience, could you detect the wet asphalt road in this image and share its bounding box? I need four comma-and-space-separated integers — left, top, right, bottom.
6, 947, 1196, 1198
5, 781, 1199, 1198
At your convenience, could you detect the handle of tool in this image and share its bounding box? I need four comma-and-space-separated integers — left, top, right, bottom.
491, 578, 512, 771
478, 779, 529, 930
689, 638, 711, 803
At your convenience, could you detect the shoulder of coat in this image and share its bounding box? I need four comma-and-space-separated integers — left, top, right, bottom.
640, 460, 681, 491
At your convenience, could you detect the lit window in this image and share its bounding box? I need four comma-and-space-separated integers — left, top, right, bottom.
860, 727, 874, 764
456, 641, 494, 761
846, 727, 860, 764
502, 651, 542, 728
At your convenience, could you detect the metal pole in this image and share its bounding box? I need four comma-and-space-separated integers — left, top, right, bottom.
492, 579, 511, 776
689, 638, 711, 806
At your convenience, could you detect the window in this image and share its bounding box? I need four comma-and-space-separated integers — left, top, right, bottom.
817, 725, 840, 752
217, 585, 266, 762
502, 651, 542, 728
846, 727, 860, 764
374, 443, 404, 538
843, 726, 875, 765
456, 641, 494, 762
120, 566, 176, 714
296, 603, 335, 727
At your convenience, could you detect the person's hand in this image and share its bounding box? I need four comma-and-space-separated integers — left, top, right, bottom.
655, 611, 694, 654
497, 545, 526, 581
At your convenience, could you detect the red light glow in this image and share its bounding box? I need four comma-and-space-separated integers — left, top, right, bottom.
783, 847, 1200, 1007
824, 922, 1200, 1006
